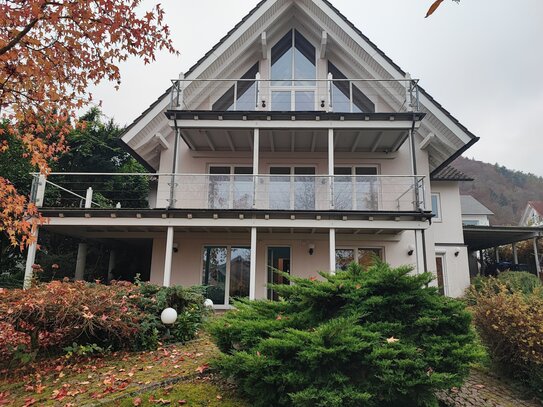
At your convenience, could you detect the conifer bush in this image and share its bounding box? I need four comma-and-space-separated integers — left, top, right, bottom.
209, 262, 480, 407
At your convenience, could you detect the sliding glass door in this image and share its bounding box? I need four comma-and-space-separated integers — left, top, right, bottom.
202, 246, 251, 305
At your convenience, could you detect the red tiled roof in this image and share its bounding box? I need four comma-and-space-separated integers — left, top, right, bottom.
528, 201, 543, 216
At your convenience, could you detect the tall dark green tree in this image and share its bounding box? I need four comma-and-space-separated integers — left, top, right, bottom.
48, 108, 148, 209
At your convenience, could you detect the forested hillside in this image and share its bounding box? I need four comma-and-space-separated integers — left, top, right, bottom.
453, 156, 543, 226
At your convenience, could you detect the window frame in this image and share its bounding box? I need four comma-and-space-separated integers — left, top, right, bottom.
269, 29, 317, 111
333, 165, 380, 210
201, 244, 252, 308
267, 165, 317, 210
431, 193, 442, 222
335, 246, 385, 271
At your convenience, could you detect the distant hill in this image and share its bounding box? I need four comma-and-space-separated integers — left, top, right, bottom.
452, 157, 543, 226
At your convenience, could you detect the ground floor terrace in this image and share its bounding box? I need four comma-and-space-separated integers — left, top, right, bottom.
24, 208, 471, 305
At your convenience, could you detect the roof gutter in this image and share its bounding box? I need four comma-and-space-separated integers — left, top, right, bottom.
430, 136, 480, 177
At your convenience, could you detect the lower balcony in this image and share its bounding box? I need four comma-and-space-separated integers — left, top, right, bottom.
32, 173, 425, 213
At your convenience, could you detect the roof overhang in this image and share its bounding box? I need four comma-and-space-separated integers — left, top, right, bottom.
169, 111, 423, 153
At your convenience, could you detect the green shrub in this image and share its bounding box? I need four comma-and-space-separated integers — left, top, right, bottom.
498, 271, 541, 295
468, 278, 543, 396
209, 262, 481, 407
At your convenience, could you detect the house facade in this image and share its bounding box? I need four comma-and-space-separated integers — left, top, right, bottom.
26, 0, 479, 303
519, 201, 543, 227
461, 195, 493, 226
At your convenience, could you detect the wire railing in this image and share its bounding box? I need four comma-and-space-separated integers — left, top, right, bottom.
169, 77, 420, 113
31, 173, 426, 212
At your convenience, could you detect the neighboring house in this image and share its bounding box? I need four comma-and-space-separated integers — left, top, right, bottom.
519, 201, 543, 226
461, 195, 493, 226
26, 0, 479, 302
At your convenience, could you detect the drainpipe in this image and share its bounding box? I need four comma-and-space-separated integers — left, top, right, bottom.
409, 114, 428, 273
169, 123, 180, 209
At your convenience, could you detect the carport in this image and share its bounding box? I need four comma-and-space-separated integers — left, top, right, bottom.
463, 225, 543, 278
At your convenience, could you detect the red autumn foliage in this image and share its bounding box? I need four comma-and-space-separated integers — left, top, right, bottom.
0, 0, 176, 248
0, 281, 144, 358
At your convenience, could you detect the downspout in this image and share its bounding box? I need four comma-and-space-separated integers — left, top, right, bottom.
409, 113, 428, 273
169, 120, 180, 210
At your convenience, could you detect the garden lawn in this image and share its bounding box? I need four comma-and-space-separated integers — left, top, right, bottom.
0, 333, 248, 406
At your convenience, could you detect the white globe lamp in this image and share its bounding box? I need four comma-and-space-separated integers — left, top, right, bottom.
204, 299, 214, 309
161, 307, 178, 326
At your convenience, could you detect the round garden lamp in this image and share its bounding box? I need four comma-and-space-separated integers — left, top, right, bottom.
161, 307, 177, 340
204, 299, 214, 309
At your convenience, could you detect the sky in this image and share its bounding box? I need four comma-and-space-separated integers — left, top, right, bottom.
90, 0, 543, 175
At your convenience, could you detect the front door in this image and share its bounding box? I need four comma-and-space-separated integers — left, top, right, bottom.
436, 255, 445, 295
267, 247, 291, 301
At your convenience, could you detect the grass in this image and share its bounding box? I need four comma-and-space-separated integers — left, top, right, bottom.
0, 332, 249, 406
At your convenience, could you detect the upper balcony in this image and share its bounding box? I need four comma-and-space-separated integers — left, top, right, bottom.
168, 77, 420, 113
164, 78, 424, 156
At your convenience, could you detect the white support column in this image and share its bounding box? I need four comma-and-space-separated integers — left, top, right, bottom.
328, 129, 334, 209
23, 228, 39, 289
495, 246, 500, 263
74, 243, 88, 281
250, 227, 257, 300
35, 175, 47, 208
163, 226, 174, 287
512, 243, 518, 264
107, 250, 116, 282
329, 228, 336, 274
253, 129, 260, 208
533, 238, 541, 277
85, 187, 93, 209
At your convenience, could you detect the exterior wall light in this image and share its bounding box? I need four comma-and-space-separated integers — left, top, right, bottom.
407, 244, 415, 256
173, 243, 179, 253
455, 248, 461, 257
308, 244, 315, 256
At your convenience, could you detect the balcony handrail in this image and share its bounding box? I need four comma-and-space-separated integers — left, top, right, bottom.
170, 76, 420, 113
170, 78, 419, 83
37, 172, 425, 179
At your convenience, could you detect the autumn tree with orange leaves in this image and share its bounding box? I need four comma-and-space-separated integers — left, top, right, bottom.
0, 0, 176, 249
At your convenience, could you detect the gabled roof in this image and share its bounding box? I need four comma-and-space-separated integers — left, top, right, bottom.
461, 195, 494, 216
527, 201, 543, 217
120, 0, 478, 173
431, 165, 473, 182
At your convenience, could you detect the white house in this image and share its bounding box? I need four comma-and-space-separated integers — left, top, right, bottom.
519, 201, 543, 227
25, 0, 479, 302
461, 195, 493, 226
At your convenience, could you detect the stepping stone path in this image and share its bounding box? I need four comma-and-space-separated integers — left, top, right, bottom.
438, 370, 542, 407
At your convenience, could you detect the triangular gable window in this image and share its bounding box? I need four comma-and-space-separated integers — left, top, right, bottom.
212, 63, 259, 111
328, 62, 375, 113
270, 30, 317, 111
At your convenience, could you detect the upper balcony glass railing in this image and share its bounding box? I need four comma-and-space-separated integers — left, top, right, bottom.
31, 173, 425, 213
169, 77, 420, 113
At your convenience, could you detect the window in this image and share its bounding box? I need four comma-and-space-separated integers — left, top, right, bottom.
270, 30, 316, 111
462, 220, 480, 226
202, 246, 251, 305
335, 248, 383, 271
269, 167, 316, 210
333, 167, 378, 210
208, 166, 253, 209
212, 63, 259, 111
328, 62, 375, 113
431, 193, 442, 222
